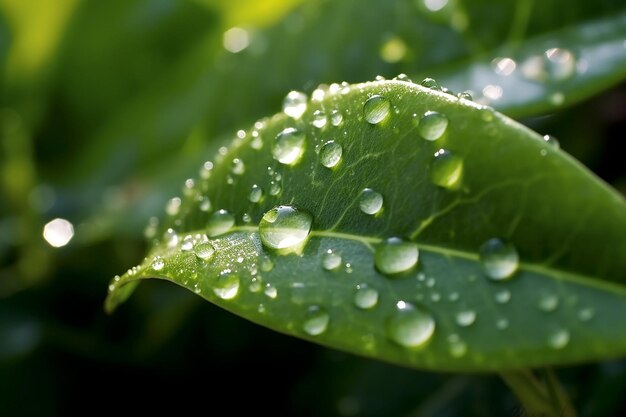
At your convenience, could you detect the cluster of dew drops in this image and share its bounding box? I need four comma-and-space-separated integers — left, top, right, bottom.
111, 76, 589, 360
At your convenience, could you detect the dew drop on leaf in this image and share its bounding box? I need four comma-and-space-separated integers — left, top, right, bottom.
194, 241, 215, 261
374, 237, 419, 275
479, 238, 519, 280
303, 306, 330, 336
578, 307, 595, 322
312, 110, 327, 128
431, 149, 463, 189
447, 334, 468, 358
152, 256, 164, 271
495, 289, 511, 304
548, 329, 570, 349
213, 273, 240, 300
273, 127, 306, 165
165, 197, 181, 216
330, 110, 343, 126
538, 293, 559, 312
181, 236, 194, 251
259, 205, 313, 250
319, 141, 343, 168
354, 284, 379, 309
164, 228, 178, 248
420, 77, 441, 90
363, 95, 390, 124
283, 91, 308, 119
418, 111, 448, 141
249, 184, 264, 203
456, 310, 477, 327
386, 301, 435, 348
543, 135, 560, 149
359, 188, 384, 215
322, 250, 342, 271
207, 209, 235, 237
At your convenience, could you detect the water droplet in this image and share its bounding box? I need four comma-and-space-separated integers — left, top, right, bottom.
539, 293, 559, 312
354, 284, 379, 309
166, 197, 181, 216
260, 256, 274, 272
223, 27, 249, 53
249, 184, 264, 203
259, 205, 313, 250
322, 250, 342, 271
363, 95, 390, 125
164, 228, 178, 248
431, 149, 463, 189
456, 310, 476, 327
543, 135, 560, 149
448, 292, 460, 302
548, 329, 570, 349
359, 188, 383, 215
430, 292, 441, 302
144, 217, 159, 239
231, 158, 245, 175
457, 91, 473, 101
312, 110, 327, 128
386, 301, 435, 348
181, 236, 194, 251
249, 277, 262, 293
496, 318, 509, 330
273, 127, 306, 165
213, 273, 240, 300
194, 241, 215, 261
495, 289, 511, 304
479, 238, 519, 280
199, 197, 211, 212
264, 283, 278, 299
491, 57, 516, 76
283, 91, 308, 119
394, 73, 412, 83
303, 306, 330, 336
374, 237, 419, 275
420, 78, 441, 90
545, 48, 576, 80
207, 209, 235, 237
152, 257, 164, 271
319, 141, 343, 168
448, 339, 467, 358
269, 181, 282, 196
418, 111, 448, 141
578, 307, 595, 322
330, 110, 343, 126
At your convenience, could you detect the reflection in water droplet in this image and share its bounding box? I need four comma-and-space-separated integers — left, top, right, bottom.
375, 237, 419, 275
259, 205, 312, 250
479, 238, 519, 280
152, 257, 164, 271
319, 141, 343, 168
359, 188, 384, 215
249, 184, 264, 203
273, 127, 306, 165
543, 135, 560, 149
495, 290, 511, 304
363, 95, 390, 125
303, 306, 330, 336
539, 293, 559, 312
330, 110, 343, 126
456, 310, 476, 327
386, 301, 435, 348
354, 284, 379, 309
431, 149, 463, 189
213, 274, 240, 300
418, 111, 448, 141
207, 210, 235, 237
312, 110, 327, 128
283, 91, 308, 119
548, 329, 570, 349
322, 250, 342, 271
194, 241, 215, 261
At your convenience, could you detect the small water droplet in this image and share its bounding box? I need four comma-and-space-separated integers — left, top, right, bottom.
207, 209, 235, 237
260, 256, 274, 272
375, 237, 419, 275
359, 188, 384, 215
354, 284, 379, 309
259, 205, 312, 250
496, 318, 509, 330
457, 91, 473, 101
312, 110, 327, 128
456, 310, 476, 327
193, 241, 215, 261
495, 289, 511, 304
303, 306, 330, 336
213, 273, 240, 300
394, 73, 412, 83
330, 110, 343, 126
363, 95, 390, 125
152, 256, 164, 271
249, 184, 264, 203
418, 111, 449, 141
264, 283, 278, 299
249, 277, 262, 293
420, 78, 441, 90
543, 135, 560, 149
578, 307, 595, 322
548, 329, 570, 349
479, 238, 519, 280
269, 181, 282, 196
166, 197, 181, 216
430, 292, 441, 302
448, 339, 467, 358
431, 149, 463, 189
144, 217, 159, 239
448, 292, 460, 302
164, 228, 178, 248
539, 293, 559, 312
273, 127, 306, 165
199, 197, 211, 212
283, 91, 308, 119
322, 250, 342, 271
386, 301, 435, 348
231, 158, 245, 175
319, 141, 343, 168
181, 236, 194, 251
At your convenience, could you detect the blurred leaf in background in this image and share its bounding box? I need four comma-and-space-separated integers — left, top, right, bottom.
1, 0, 626, 416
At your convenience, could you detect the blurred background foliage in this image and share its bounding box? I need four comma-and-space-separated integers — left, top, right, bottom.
1, 0, 625, 415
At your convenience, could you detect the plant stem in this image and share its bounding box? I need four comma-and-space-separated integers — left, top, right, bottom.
500, 369, 577, 417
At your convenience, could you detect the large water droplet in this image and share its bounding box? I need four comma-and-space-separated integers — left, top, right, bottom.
152, 256, 164, 271
418, 111, 448, 141
207, 209, 235, 237
312, 110, 327, 128
456, 310, 477, 327
273, 127, 306, 165
194, 241, 215, 261
249, 184, 264, 203
354, 284, 379, 309
322, 250, 342, 271
319, 141, 343, 168
479, 238, 519, 281
259, 205, 312, 250
431, 149, 463, 189
283, 91, 308, 119
213, 273, 240, 300
386, 301, 435, 348
375, 237, 419, 275
363, 95, 390, 125
359, 188, 384, 215
303, 306, 330, 336
181, 236, 194, 251
548, 329, 570, 349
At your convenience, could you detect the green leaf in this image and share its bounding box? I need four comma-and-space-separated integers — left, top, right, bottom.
106, 80, 626, 371
430, 12, 626, 117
